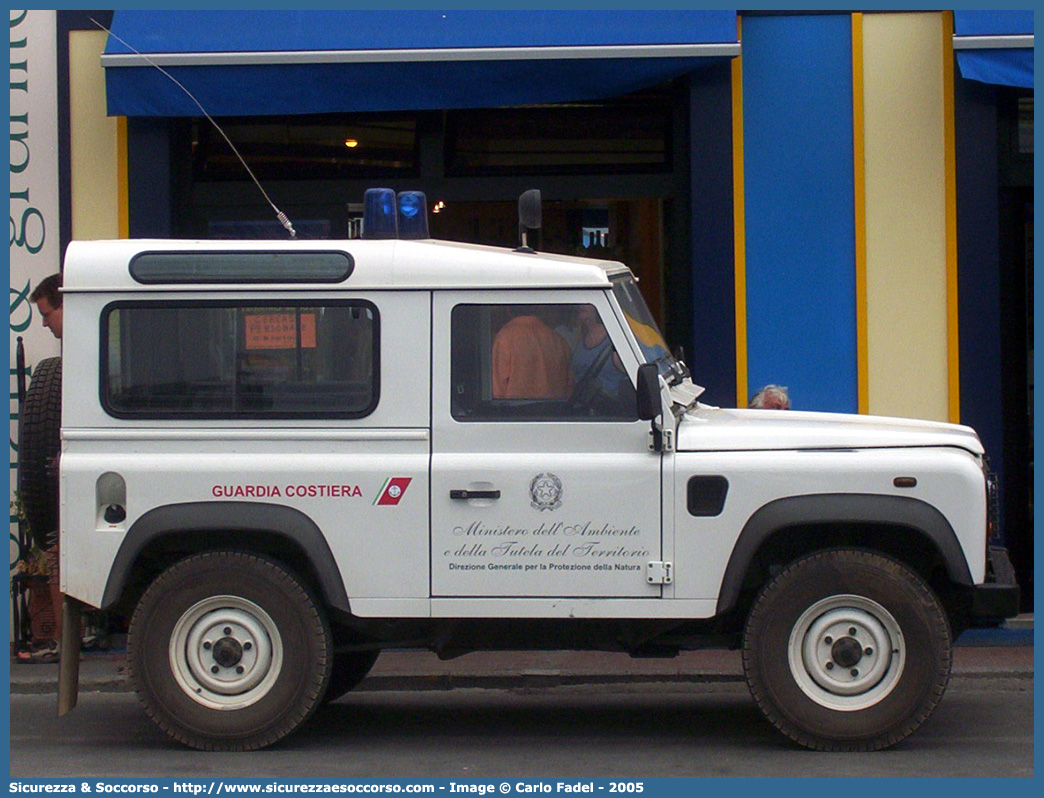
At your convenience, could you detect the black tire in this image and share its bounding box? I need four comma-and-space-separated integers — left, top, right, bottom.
323, 649, 380, 703
743, 549, 952, 751
128, 551, 331, 751
19, 356, 61, 548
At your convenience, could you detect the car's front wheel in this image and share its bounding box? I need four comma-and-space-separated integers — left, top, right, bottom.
743, 548, 952, 751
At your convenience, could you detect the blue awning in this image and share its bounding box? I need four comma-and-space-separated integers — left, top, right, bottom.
953, 11, 1033, 89
102, 10, 739, 117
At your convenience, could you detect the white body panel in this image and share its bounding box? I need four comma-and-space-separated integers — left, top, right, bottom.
61, 441, 430, 610
670, 446, 987, 606
60, 290, 433, 611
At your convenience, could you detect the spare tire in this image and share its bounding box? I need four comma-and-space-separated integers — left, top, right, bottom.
19, 356, 62, 549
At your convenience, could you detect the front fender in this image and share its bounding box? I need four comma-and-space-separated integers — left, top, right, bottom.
715, 493, 973, 616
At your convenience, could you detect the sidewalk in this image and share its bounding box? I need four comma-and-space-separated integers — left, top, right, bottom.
9, 616, 1033, 695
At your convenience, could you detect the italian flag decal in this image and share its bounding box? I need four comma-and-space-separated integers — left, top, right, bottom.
374, 477, 412, 506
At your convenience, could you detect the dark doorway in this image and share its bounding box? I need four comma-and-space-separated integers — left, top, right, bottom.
997, 92, 1033, 609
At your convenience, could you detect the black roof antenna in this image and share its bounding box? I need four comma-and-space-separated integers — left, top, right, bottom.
515, 189, 541, 253
91, 17, 296, 239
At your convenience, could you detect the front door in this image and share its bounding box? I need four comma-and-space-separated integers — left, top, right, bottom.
430, 290, 662, 598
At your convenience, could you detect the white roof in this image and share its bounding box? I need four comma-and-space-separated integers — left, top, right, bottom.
62, 238, 629, 292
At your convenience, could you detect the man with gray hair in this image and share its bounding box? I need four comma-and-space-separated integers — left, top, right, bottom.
749, 384, 790, 410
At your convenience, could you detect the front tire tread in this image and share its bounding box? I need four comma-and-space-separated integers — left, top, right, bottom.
742, 548, 951, 752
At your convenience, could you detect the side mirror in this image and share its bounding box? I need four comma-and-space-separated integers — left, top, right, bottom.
636, 363, 661, 421
516, 189, 542, 252
519, 189, 542, 231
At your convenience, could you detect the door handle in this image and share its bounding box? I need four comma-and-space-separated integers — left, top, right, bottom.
450, 489, 501, 500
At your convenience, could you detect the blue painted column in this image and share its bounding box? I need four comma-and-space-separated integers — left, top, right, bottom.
740, 14, 857, 412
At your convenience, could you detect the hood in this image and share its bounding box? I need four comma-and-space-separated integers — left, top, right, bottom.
675, 406, 984, 455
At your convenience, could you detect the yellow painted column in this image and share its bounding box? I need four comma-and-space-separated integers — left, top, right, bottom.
852, 13, 869, 415
69, 29, 126, 239
861, 12, 953, 422
941, 12, 960, 424
731, 18, 748, 409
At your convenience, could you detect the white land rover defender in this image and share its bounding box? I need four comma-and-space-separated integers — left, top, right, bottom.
48, 190, 1018, 752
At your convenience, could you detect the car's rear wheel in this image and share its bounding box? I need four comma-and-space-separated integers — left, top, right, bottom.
129, 551, 331, 750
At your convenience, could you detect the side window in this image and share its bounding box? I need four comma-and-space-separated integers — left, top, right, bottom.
103, 301, 378, 419
451, 303, 636, 422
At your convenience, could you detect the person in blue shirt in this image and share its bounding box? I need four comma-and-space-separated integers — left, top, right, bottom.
570, 304, 629, 411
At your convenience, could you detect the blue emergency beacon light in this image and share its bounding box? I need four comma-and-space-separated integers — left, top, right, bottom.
362, 188, 398, 239
396, 191, 429, 239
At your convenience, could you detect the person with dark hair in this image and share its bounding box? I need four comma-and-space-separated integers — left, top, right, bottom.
30, 272, 62, 340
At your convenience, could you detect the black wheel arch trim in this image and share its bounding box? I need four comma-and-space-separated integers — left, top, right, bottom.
716, 493, 974, 616
101, 501, 351, 613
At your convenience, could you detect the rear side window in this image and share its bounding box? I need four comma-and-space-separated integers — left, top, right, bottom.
103, 301, 378, 419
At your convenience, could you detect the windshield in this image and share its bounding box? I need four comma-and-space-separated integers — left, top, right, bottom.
610, 275, 679, 380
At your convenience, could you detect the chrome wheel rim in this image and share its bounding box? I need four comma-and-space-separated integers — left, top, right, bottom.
170, 595, 282, 709
788, 594, 905, 711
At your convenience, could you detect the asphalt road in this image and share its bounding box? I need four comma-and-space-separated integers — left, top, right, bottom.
8, 676, 1034, 779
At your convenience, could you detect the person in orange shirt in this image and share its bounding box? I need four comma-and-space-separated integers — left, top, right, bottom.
492, 311, 573, 399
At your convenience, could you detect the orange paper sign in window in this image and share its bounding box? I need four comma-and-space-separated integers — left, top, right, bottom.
244, 313, 317, 350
